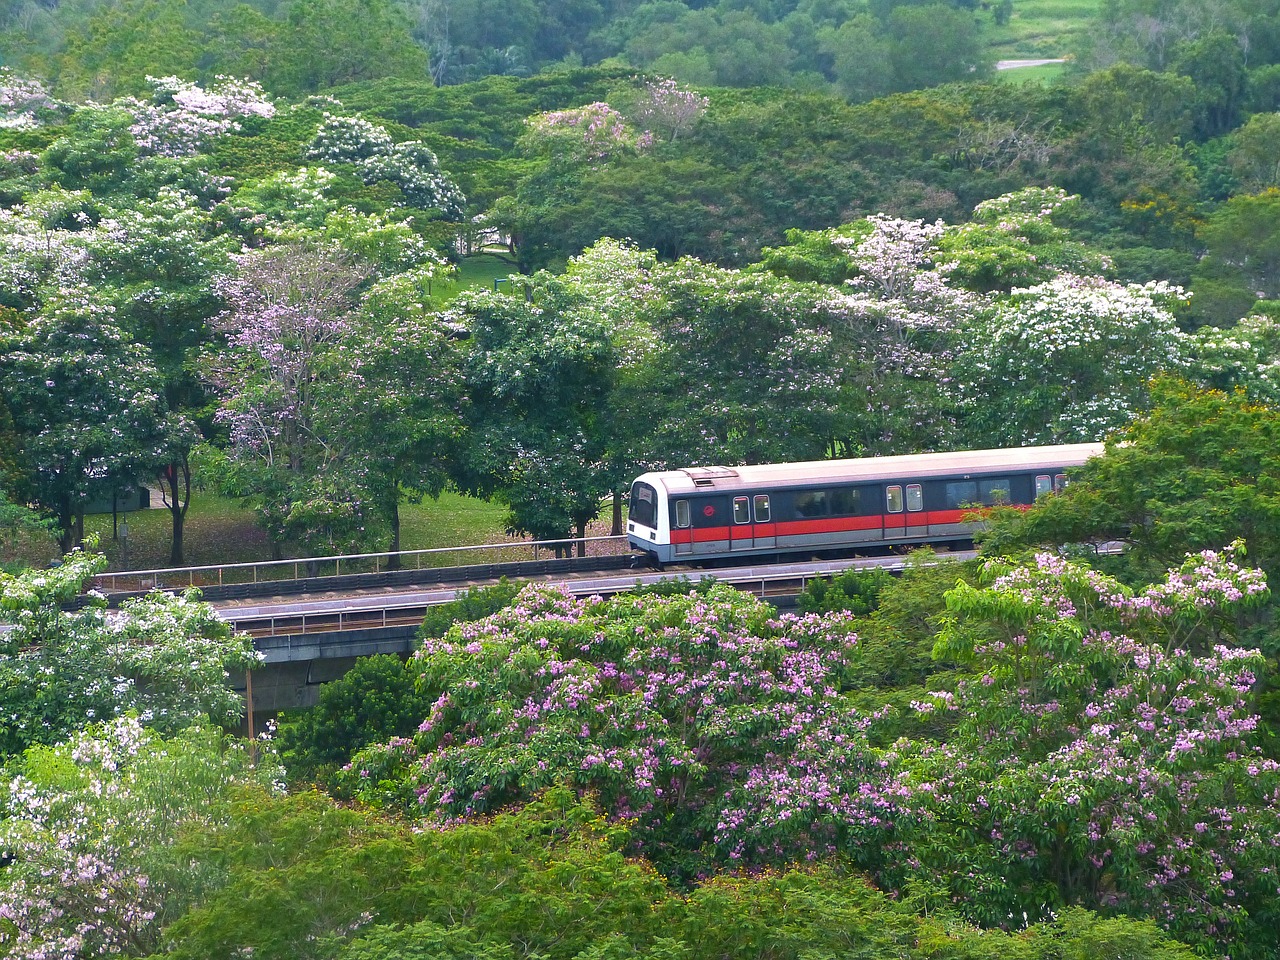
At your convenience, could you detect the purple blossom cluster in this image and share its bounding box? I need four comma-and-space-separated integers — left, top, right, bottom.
524, 102, 652, 163
339, 542, 1278, 955
123, 76, 273, 158
337, 583, 872, 848
631, 77, 709, 142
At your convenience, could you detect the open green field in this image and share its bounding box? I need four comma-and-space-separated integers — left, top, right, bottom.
989, 0, 1101, 60
428, 252, 519, 302
76, 488, 520, 572
995, 62, 1071, 85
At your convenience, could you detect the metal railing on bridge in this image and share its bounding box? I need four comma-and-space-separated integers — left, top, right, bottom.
91, 535, 631, 594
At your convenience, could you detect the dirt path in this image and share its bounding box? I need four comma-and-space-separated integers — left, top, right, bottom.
996, 58, 1066, 70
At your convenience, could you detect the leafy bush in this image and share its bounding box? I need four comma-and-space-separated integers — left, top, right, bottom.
417, 578, 522, 640
795, 565, 895, 616
275, 653, 432, 781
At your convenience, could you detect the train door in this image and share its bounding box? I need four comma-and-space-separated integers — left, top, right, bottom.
730, 496, 754, 551
904, 483, 926, 538
883, 484, 905, 538
752, 494, 775, 548
673, 499, 693, 556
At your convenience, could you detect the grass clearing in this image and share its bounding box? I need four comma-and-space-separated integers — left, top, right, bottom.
69, 487, 519, 573
987, 0, 1102, 59
430, 252, 519, 302
996, 63, 1071, 85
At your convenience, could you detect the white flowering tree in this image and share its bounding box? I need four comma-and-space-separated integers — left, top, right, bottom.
951, 274, 1191, 446
822, 214, 978, 454
1186, 312, 1280, 406
121, 75, 274, 158
0, 290, 176, 551
0, 187, 94, 311
0, 68, 54, 130
0, 550, 259, 756
308, 113, 466, 218
0, 718, 276, 958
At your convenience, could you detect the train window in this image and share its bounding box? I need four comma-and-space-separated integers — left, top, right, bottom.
1035, 475, 1053, 498
630, 482, 658, 528
979, 478, 1011, 505
794, 491, 828, 518
1054, 474, 1068, 492
733, 497, 751, 524
675, 500, 690, 528
886, 485, 903, 513
905, 484, 923, 512
830, 487, 860, 515
945, 481, 977, 509
754, 495, 771, 523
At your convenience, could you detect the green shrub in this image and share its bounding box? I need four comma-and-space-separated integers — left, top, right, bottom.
417, 578, 523, 640
275, 654, 431, 781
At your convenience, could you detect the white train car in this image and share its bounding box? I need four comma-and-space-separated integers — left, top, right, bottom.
626, 443, 1103, 566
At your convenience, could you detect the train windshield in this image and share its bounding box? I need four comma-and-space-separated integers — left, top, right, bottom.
630, 482, 658, 528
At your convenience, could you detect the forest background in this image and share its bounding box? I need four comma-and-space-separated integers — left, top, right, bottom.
4, 1, 1280, 958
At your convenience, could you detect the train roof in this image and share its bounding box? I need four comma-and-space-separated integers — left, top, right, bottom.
639, 443, 1106, 495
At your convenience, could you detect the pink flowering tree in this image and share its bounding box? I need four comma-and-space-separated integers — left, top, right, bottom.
122, 75, 274, 158
204, 243, 381, 555
521, 102, 654, 164
335, 543, 1278, 955
334, 583, 870, 878
630, 77, 709, 142
907, 543, 1278, 955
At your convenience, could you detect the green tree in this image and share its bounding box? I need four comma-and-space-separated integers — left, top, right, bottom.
982, 379, 1280, 585
53, 0, 201, 100
262, 0, 430, 96
0, 293, 173, 551
453, 273, 620, 552
1227, 111, 1280, 192
885, 3, 991, 92
820, 14, 892, 102
1196, 188, 1280, 308
339, 265, 466, 562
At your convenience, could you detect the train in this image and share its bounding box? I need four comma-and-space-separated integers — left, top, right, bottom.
626, 443, 1104, 567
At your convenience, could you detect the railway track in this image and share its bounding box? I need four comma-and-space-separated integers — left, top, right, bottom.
213, 552, 959, 639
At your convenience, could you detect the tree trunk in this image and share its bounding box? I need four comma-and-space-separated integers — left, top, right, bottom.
387, 497, 402, 571
56, 496, 74, 553
611, 491, 623, 536
160, 458, 192, 567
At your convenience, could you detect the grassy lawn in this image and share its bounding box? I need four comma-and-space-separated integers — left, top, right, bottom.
430, 252, 520, 302
70, 488, 517, 573
988, 0, 1101, 59
996, 62, 1071, 85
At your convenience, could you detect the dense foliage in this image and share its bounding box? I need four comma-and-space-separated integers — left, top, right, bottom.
331, 542, 1277, 956
9, 37, 1280, 554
